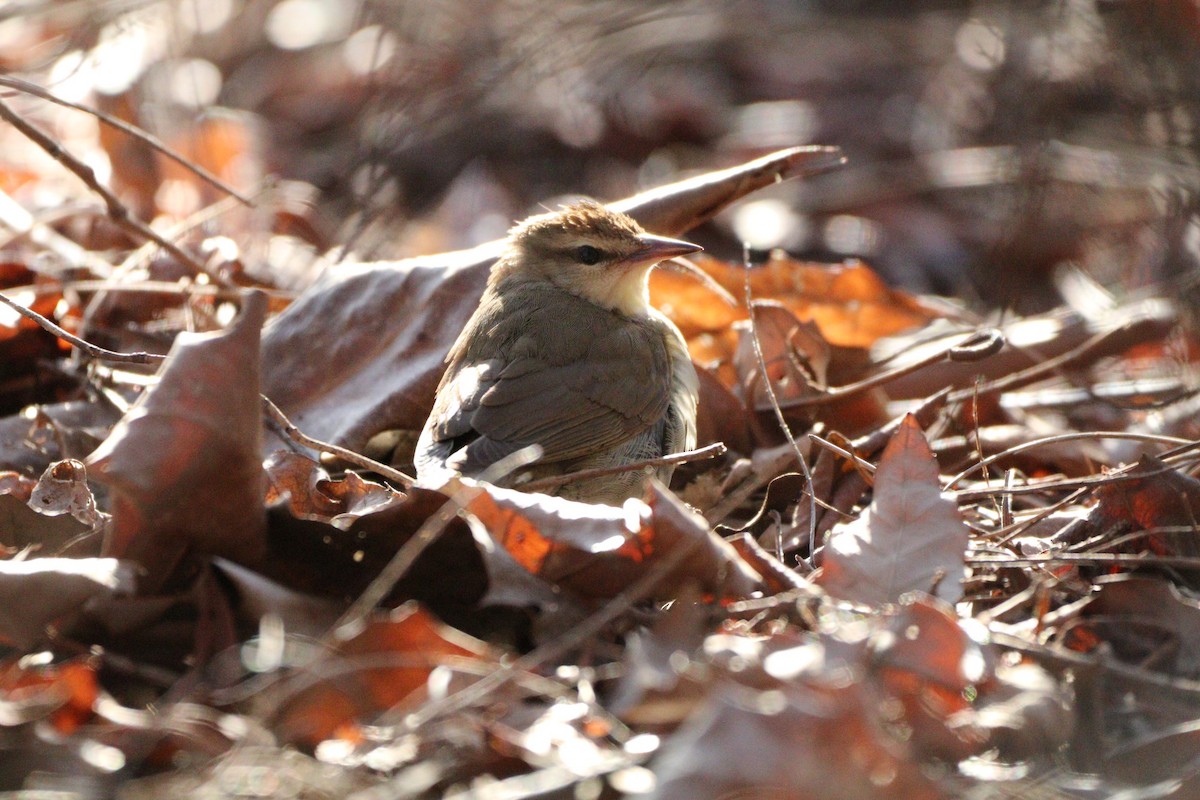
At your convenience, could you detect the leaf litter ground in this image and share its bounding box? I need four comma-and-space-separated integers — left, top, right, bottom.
0, 116, 1198, 800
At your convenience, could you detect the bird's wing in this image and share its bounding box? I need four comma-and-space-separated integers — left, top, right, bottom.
417, 287, 673, 477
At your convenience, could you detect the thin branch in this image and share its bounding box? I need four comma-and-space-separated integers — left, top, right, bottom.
944, 324, 1138, 404
520, 442, 727, 493
943, 430, 1197, 490
260, 396, 415, 489
744, 251, 818, 555
952, 457, 1196, 502
0, 289, 166, 364
63, 279, 294, 302
784, 328, 1004, 407
0, 75, 253, 206
968, 553, 1200, 569
0, 95, 207, 275
806, 432, 878, 474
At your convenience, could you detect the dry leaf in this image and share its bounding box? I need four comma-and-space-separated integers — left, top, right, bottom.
818, 415, 968, 606
0, 557, 132, 648
0, 657, 98, 734
88, 291, 269, 592
264, 451, 404, 529
456, 478, 762, 602
29, 459, 99, 527
270, 601, 501, 747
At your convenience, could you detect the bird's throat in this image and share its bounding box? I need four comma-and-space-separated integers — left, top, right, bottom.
582, 268, 652, 317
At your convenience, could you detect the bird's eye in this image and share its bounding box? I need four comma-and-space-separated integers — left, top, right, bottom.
574, 244, 603, 265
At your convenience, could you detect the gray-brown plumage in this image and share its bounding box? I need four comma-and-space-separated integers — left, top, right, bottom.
415, 200, 701, 504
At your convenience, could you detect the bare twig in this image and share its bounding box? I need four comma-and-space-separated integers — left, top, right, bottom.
944, 324, 1145, 403
0, 96, 207, 275
784, 328, 1004, 408
261, 396, 415, 489
943, 430, 1197, 490
520, 442, 727, 493
64, 279, 294, 302
952, 456, 1198, 502
806, 433, 878, 474
969, 553, 1200, 569
744, 250, 818, 555
0, 75, 254, 206
0, 289, 166, 365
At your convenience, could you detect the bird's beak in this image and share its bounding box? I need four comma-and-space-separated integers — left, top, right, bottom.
623, 233, 703, 270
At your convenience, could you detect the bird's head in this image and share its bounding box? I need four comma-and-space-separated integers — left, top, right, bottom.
497, 200, 702, 316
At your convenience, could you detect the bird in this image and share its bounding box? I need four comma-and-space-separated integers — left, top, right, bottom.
415, 200, 702, 505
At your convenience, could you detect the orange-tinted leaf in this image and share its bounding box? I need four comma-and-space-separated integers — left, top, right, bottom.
264, 451, 404, 529
273, 602, 500, 746
88, 292, 269, 592
674, 254, 935, 350
818, 414, 968, 606
457, 478, 762, 602
0, 657, 98, 734
1090, 456, 1200, 560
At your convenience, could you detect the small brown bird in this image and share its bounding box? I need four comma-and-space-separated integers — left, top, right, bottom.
415, 200, 702, 504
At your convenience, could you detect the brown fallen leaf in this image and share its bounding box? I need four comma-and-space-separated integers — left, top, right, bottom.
455, 478, 763, 602
818, 414, 968, 606
87, 291, 269, 593
872, 595, 1072, 763
647, 630, 950, 800
268, 601, 502, 747
264, 450, 404, 529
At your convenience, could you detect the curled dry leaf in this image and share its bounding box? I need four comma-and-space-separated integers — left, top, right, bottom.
455, 478, 763, 602
264, 451, 404, 530
29, 459, 99, 527
88, 291, 269, 592
818, 415, 968, 606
